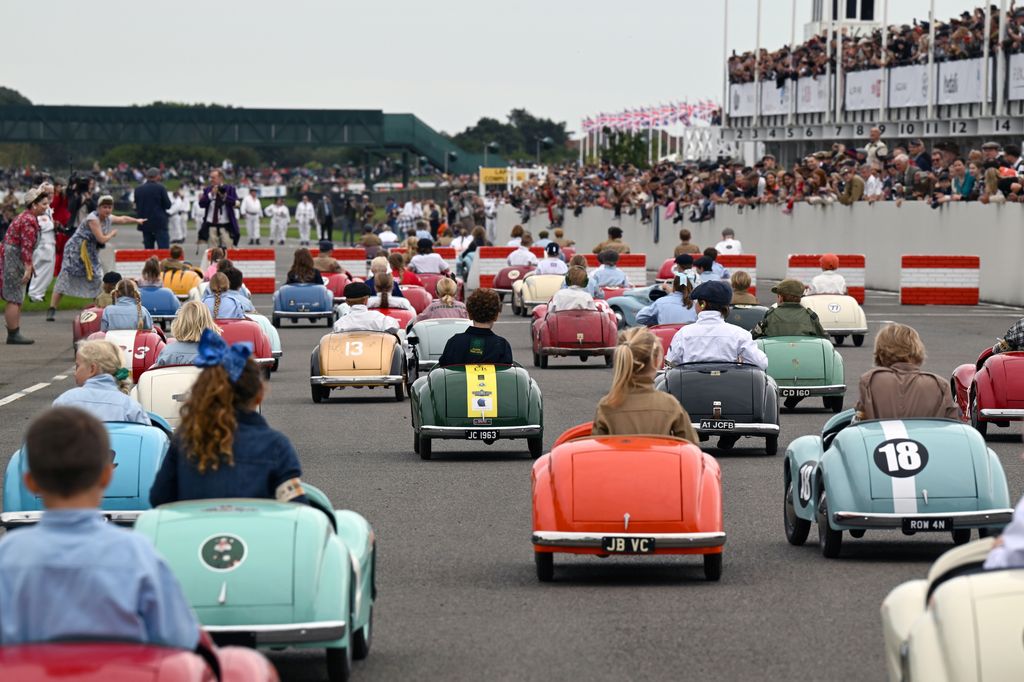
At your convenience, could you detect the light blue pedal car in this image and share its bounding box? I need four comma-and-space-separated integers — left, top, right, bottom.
1, 417, 171, 527
783, 410, 1013, 558
606, 285, 658, 328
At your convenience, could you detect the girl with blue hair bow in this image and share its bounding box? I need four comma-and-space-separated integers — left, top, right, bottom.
149, 329, 307, 506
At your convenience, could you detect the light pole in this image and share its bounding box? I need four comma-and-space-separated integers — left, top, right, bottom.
483, 141, 499, 166
535, 136, 554, 164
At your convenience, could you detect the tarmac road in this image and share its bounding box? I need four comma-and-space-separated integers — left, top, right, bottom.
1, 243, 1022, 681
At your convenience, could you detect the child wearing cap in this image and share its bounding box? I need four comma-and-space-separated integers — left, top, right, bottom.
437, 288, 513, 366
666, 280, 767, 370
637, 272, 696, 326
53, 339, 150, 424
0, 407, 198, 647
751, 279, 828, 340
94, 271, 122, 308
535, 243, 568, 275
590, 249, 630, 289
333, 281, 399, 333
808, 254, 847, 295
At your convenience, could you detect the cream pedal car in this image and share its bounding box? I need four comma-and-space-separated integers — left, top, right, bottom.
881, 537, 1024, 681
801, 294, 868, 347
510, 274, 565, 317
131, 366, 203, 428
310, 329, 408, 402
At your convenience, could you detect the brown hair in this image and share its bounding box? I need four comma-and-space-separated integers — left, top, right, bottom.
374, 272, 393, 308
673, 275, 694, 306
568, 254, 588, 269
510, 224, 524, 239
566, 266, 588, 287
208, 247, 225, 265
466, 288, 501, 323
602, 328, 663, 408
113, 279, 145, 330
679, 228, 692, 242
178, 359, 263, 474
209, 272, 229, 318
874, 323, 926, 367
288, 248, 316, 282
26, 407, 110, 497
169, 244, 184, 260
141, 256, 161, 283
388, 252, 405, 272
435, 277, 457, 306
731, 271, 752, 292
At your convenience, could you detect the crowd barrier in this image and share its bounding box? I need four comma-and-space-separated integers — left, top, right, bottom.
718, 254, 757, 295
113, 249, 170, 280
474, 246, 545, 288
577, 254, 647, 287
900, 255, 980, 306
311, 248, 367, 279
787, 254, 865, 303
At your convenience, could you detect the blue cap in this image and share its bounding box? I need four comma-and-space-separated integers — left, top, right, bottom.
691, 280, 732, 305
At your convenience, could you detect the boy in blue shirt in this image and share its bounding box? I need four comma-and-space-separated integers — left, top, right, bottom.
0, 407, 199, 649
590, 249, 631, 289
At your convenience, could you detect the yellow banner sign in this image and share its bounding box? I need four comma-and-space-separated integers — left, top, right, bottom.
465, 364, 498, 418
479, 167, 508, 185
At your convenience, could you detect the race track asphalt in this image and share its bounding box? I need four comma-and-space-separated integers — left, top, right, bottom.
1, 240, 1022, 682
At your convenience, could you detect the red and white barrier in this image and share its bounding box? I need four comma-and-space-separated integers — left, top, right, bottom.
217, 249, 276, 293
717, 254, 757, 295
899, 255, 980, 305
311, 248, 367, 279
476, 246, 545, 288
580, 253, 648, 286
390, 246, 457, 261
113, 249, 170, 280
787, 254, 865, 303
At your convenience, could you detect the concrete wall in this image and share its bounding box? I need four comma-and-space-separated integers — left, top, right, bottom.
496, 203, 1024, 305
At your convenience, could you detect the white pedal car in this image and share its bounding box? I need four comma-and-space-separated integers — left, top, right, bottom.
881, 537, 1024, 681
801, 294, 868, 347
510, 274, 564, 317
131, 365, 202, 428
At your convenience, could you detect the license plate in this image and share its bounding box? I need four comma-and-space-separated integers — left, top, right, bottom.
699, 419, 735, 430
901, 517, 953, 532
601, 537, 656, 554
780, 388, 811, 397
465, 430, 498, 441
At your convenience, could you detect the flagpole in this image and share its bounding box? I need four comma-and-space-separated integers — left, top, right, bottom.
879, 0, 888, 122
927, 0, 935, 120
648, 108, 654, 165
579, 126, 584, 166
788, 0, 797, 126
722, 0, 729, 125
754, 0, 762, 127
825, 0, 833, 124
835, 9, 844, 125
983, 2, 992, 117
997, 0, 1008, 116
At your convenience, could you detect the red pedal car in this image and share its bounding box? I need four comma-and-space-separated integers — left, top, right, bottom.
493, 265, 535, 301
650, 323, 687, 358
417, 273, 463, 302
215, 318, 275, 377
88, 329, 166, 383
323, 272, 351, 304
951, 346, 1024, 438
530, 303, 617, 368
400, 285, 433, 314
72, 306, 104, 345
656, 258, 676, 283
376, 307, 417, 330
531, 423, 726, 582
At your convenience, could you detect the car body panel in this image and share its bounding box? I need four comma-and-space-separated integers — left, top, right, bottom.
245, 314, 283, 362
417, 273, 463, 302
512, 274, 565, 312
132, 365, 203, 428
323, 273, 351, 303
650, 323, 687, 358
163, 270, 202, 300
606, 285, 658, 328
94, 329, 167, 384
311, 330, 406, 391
72, 306, 104, 345
757, 336, 845, 397
140, 286, 181, 324
951, 348, 1024, 433
272, 284, 335, 325
728, 305, 769, 331
399, 285, 433, 314
215, 319, 274, 369
493, 265, 535, 295
531, 306, 617, 360
801, 294, 868, 336
407, 318, 472, 371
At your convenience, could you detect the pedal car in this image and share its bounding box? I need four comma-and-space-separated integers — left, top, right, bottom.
531, 423, 725, 582
399, 285, 433, 315
656, 362, 780, 454
310, 330, 408, 402
2, 419, 170, 527
246, 313, 283, 372
139, 284, 181, 328
656, 258, 677, 283
324, 272, 351, 303
375, 306, 417, 331
72, 306, 104, 345
0, 637, 278, 682
407, 318, 472, 373
511, 274, 564, 317
951, 346, 1024, 438
783, 411, 1012, 558
132, 366, 203, 428
756, 336, 846, 412
530, 304, 617, 368
91, 329, 167, 384
135, 484, 375, 682
493, 265, 535, 300
880, 538, 1024, 682
272, 283, 335, 328
727, 304, 768, 331
606, 285, 660, 329
216, 318, 275, 378
650, 323, 687, 358
417, 272, 463, 302
163, 269, 202, 301
409, 363, 543, 460
801, 294, 868, 346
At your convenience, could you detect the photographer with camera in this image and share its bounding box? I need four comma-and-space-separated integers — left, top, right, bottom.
196, 169, 239, 249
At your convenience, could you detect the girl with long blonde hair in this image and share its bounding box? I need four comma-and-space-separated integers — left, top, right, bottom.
417, 277, 468, 321
101, 278, 152, 331
154, 300, 222, 367
53, 339, 150, 424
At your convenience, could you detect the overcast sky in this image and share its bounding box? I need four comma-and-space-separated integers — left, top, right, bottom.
2, 0, 973, 137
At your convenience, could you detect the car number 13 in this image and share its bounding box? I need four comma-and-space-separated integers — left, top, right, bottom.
873, 439, 929, 478
344, 341, 363, 356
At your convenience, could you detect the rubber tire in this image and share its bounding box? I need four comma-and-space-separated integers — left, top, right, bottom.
833, 335, 846, 346
272, 315, 280, 328
325, 315, 334, 328
612, 307, 625, 330
817, 491, 843, 558
539, 353, 548, 369
849, 529, 866, 538
510, 297, 520, 316
703, 552, 723, 581
535, 551, 554, 582
784, 481, 811, 546
605, 353, 614, 367
394, 382, 404, 402
528, 436, 544, 459
352, 604, 372, 660
952, 528, 972, 545
271, 358, 279, 372
765, 436, 779, 456
824, 395, 844, 413
413, 430, 420, 454
979, 527, 997, 538
311, 385, 328, 403
419, 435, 432, 460
532, 350, 541, 367
852, 334, 865, 347
325, 588, 353, 682
970, 391, 988, 438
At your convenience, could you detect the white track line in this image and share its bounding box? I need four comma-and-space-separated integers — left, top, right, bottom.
0, 378, 61, 408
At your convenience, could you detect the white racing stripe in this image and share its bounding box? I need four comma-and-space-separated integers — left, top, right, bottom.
879, 420, 917, 514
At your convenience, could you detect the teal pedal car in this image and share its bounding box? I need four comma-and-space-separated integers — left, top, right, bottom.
406, 318, 472, 382
606, 285, 658, 329
783, 411, 1013, 558
135, 484, 375, 682
1, 418, 171, 528
409, 363, 543, 460
757, 336, 845, 412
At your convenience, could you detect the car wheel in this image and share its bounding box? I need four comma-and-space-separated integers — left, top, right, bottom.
784, 481, 811, 546
272, 315, 280, 328
817, 491, 843, 558
325, 315, 334, 328
311, 385, 328, 403
823, 395, 844, 413
510, 298, 520, 316
419, 435, 432, 460
979, 527, 997, 538
611, 307, 625, 329
352, 604, 373, 660
413, 430, 420, 454
605, 353, 614, 367
271, 358, 279, 372
717, 435, 738, 450
970, 391, 988, 437
539, 353, 548, 369
852, 334, 865, 347
765, 436, 779, 456
703, 552, 723, 581
532, 350, 541, 367
951, 528, 972, 545
535, 551, 554, 582
833, 335, 846, 346
528, 436, 543, 459
394, 382, 404, 402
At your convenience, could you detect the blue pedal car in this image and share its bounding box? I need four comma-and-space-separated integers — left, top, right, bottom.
1, 418, 171, 527
273, 283, 335, 328
783, 410, 1013, 558
140, 285, 181, 327
606, 285, 658, 328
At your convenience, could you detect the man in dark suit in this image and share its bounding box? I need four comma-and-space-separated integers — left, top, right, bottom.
134, 167, 172, 248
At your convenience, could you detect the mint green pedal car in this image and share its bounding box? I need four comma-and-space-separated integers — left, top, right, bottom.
135, 484, 375, 682
783, 411, 1012, 559
757, 336, 845, 412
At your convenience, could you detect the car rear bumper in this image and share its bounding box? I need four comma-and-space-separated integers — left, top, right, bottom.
206, 620, 346, 646
776, 384, 846, 396
311, 375, 404, 387
694, 422, 780, 436
271, 350, 283, 358
151, 314, 178, 323
980, 408, 1024, 419
832, 509, 1014, 528
539, 346, 615, 356
826, 328, 867, 335
417, 359, 439, 371
254, 358, 275, 366
532, 530, 726, 549
1, 510, 142, 527
273, 311, 333, 318
419, 425, 542, 439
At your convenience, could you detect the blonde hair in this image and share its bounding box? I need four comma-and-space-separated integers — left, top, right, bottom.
113, 279, 145, 330
602, 328, 663, 408
172, 300, 221, 342
370, 256, 390, 277
435, 277, 457, 305
873, 323, 926, 367
731, 270, 752, 292
209, 272, 229, 318
374, 272, 393, 308
78, 340, 131, 393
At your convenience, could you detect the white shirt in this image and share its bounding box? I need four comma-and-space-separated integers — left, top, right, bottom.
295, 200, 316, 223
409, 253, 449, 274
37, 209, 54, 236
864, 174, 883, 198
264, 204, 290, 222
367, 295, 414, 311
168, 196, 189, 217
241, 195, 262, 216
507, 247, 539, 267
548, 287, 596, 312
666, 310, 768, 369
715, 238, 742, 255
451, 235, 472, 254
809, 271, 847, 295
535, 257, 568, 276
332, 304, 398, 333
378, 229, 399, 244
507, 238, 522, 247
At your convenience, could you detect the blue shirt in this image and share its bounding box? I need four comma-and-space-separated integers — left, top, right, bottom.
202, 290, 254, 319
0, 510, 199, 649
153, 341, 199, 368
101, 297, 153, 331
636, 292, 698, 326
149, 410, 306, 506
590, 265, 629, 289
53, 374, 150, 425
711, 261, 729, 279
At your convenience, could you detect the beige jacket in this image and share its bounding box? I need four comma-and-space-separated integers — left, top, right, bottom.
592, 383, 699, 443
855, 363, 959, 421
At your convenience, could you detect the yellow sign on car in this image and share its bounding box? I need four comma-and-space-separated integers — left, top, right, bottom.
466, 364, 499, 417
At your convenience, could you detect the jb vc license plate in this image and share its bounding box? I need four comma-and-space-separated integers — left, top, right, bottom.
601, 537, 656, 554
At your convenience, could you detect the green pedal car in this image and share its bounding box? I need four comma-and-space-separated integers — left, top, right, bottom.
410, 363, 544, 460
757, 336, 846, 412
136, 485, 375, 682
